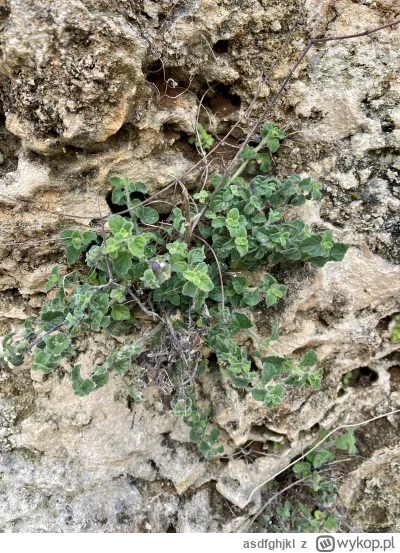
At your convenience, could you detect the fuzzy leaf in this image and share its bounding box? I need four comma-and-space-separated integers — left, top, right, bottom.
108, 215, 127, 235
111, 304, 131, 321
113, 251, 132, 274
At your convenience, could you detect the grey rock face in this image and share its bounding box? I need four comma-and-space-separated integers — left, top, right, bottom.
0, 0, 400, 532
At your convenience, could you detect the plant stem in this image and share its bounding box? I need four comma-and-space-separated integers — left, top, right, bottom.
226, 136, 269, 187
245, 328, 282, 357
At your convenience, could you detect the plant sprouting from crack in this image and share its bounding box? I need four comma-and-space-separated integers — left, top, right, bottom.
260, 428, 358, 533
189, 122, 214, 152
391, 315, 400, 343
0, 124, 349, 460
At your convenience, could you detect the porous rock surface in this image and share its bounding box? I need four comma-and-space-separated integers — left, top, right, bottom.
0, 0, 400, 532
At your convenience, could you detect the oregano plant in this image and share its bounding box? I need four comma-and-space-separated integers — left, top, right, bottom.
0, 124, 349, 460
262, 428, 357, 533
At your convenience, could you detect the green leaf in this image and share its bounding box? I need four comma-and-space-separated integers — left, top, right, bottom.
330, 242, 349, 262
231, 312, 253, 336
140, 269, 158, 288
41, 310, 65, 323
128, 236, 147, 258
81, 231, 97, 245
91, 366, 109, 388
113, 251, 132, 274
235, 226, 249, 257
190, 428, 203, 443
188, 248, 206, 265
252, 388, 267, 402
167, 241, 188, 258
45, 266, 61, 291
31, 351, 60, 374
140, 207, 159, 225
293, 462, 312, 476
232, 276, 250, 294
267, 138, 280, 153
258, 152, 271, 172
265, 290, 278, 307
335, 428, 356, 454
335, 436, 347, 450
325, 515, 339, 531
270, 318, 279, 341
300, 350, 318, 367
231, 374, 250, 388
268, 209, 282, 224
261, 273, 276, 291
197, 274, 214, 292
130, 181, 147, 194
309, 450, 331, 469
111, 304, 131, 321
111, 188, 126, 205
108, 215, 127, 235
73, 378, 95, 397
240, 146, 259, 160
66, 245, 81, 265
59, 229, 74, 244
44, 333, 71, 355
209, 428, 220, 443
109, 176, 123, 187
262, 356, 284, 383
110, 287, 126, 303
243, 289, 261, 306
211, 216, 226, 229
252, 212, 267, 224
182, 281, 198, 297
172, 261, 189, 274
301, 235, 324, 257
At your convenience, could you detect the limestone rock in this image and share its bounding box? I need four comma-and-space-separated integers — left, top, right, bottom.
0, 0, 400, 533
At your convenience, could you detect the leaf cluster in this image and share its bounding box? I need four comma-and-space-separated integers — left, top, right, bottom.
0, 124, 350, 461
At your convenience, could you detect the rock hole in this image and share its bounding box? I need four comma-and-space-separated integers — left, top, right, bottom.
292, 345, 311, 357
213, 39, 229, 54
46, 129, 59, 139
105, 190, 127, 215
140, 10, 152, 20
207, 352, 218, 367
172, 132, 201, 160
209, 84, 241, 119
105, 188, 147, 216
199, 82, 241, 118
166, 524, 176, 533
0, 5, 10, 21
63, 145, 85, 154
127, 393, 135, 412
388, 366, 400, 383
144, 63, 190, 105
347, 366, 378, 388
376, 315, 392, 332
149, 459, 158, 471
228, 420, 239, 431
359, 366, 378, 381
337, 387, 346, 397
151, 208, 166, 223
382, 120, 395, 133
317, 315, 330, 328
162, 123, 182, 144
231, 440, 267, 464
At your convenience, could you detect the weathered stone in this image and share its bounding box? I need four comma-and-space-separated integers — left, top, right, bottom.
0, 0, 399, 533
